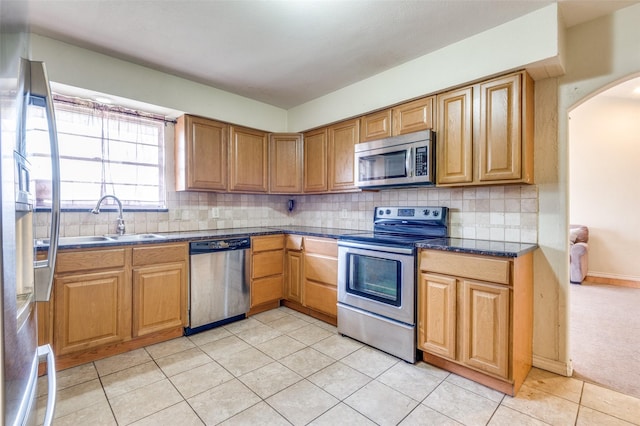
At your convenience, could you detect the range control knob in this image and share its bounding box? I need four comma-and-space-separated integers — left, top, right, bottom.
386, 209, 391, 215
433, 210, 439, 217
423, 209, 430, 216
378, 210, 384, 215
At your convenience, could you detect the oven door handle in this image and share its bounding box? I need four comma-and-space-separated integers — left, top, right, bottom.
338, 240, 415, 255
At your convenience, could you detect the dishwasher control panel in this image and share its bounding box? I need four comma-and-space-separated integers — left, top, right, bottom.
190, 237, 251, 254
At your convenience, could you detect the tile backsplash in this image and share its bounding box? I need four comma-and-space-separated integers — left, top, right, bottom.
36, 184, 538, 244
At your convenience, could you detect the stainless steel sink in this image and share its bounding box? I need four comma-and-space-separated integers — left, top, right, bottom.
36, 235, 114, 247
105, 233, 167, 242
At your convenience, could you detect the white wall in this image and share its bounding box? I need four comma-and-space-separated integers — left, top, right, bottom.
569, 96, 640, 281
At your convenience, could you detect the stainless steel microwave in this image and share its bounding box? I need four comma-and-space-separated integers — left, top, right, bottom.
355, 130, 435, 189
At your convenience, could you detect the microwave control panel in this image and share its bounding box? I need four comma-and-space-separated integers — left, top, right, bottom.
414, 146, 429, 176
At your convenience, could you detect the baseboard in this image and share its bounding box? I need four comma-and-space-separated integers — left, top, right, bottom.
585, 274, 640, 289
532, 354, 572, 377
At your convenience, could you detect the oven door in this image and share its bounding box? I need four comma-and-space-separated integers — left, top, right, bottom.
338, 241, 415, 325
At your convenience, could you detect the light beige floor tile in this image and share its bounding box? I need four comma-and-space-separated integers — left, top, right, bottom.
94, 348, 152, 376
130, 401, 204, 426
238, 361, 302, 398
446, 373, 505, 403
236, 322, 283, 345
399, 404, 463, 425
488, 405, 549, 425
216, 347, 274, 376
255, 334, 307, 360
314, 321, 338, 334
423, 381, 500, 426
287, 323, 335, 345
109, 378, 183, 425
52, 363, 98, 392
344, 380, 418, 426
415, 360, 451, 380
169, 360, 234, 399
251, 309, 289, 324
268, 315, 310, 333
224, 317, 263, 334
187, 326, 232, 347
51, 398, 116, 426
188, 378, 261, 425
144, 336, 196, 359
581, 382, 640, 425
341, 346, 399, 378
308, 361, 371, 400
525, 367, 584, 403
576, 406, 638, 426
501, 382, 579, 425
280, 347, 335, 377
37, 378, 106, 421
154, 346, 212, 377
219, 401, 290, 426
378, 361, 444, 401
199, 335, 251, 360
311, 334, 363, 360
309, 402, 377, 425
266, 380, 339, 426
101, 361, 166, 399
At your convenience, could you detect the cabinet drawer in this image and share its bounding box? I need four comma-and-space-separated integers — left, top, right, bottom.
304, 254, 337, 286
252, 251, 284, 278
132, 243, 188, 266
56, 248, 126, 273
286, 234, 303, 250
252, 276, 283, 306
304, 281, 337, 317
252, 235, 284, 252
304, 237, 337, 257
420, 250, 510, 285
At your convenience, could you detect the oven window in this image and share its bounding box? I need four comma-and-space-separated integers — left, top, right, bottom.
346, 253, 402, 306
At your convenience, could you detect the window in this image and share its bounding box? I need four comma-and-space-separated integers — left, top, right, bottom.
28, 95, 166, 210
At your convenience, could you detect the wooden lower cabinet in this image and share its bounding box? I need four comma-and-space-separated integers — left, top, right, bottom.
284, 235, 303, 303
303, 237, 338, 319
47, 243, 188, 370
250, 235, 284, 312
418, 249, 533, 396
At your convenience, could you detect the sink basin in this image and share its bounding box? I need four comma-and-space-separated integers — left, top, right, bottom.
106, 233, 167, 242
36, 235, 114, 247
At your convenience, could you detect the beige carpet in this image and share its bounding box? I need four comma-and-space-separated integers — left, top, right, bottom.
570, 281, 640, 399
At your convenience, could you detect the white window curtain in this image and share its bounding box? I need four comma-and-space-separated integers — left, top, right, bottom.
29, 95, 167, 210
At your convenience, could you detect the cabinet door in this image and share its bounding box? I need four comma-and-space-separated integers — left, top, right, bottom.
417, 273, 457, 360
328, 118, 360, 192
54, 270, 130, 356
303, 237, 338, 317
175, 115, 228, 191
269, 133, 303, 193
303, 128, 328, 193
436, 87, 473, 185
460, 280, 510, 379
478, 73, 522, 182
229, 125, 268, 193
285, 250, 303, 303
132, 262, 187, 337
392, 96, 435, 135
360, 109, 392, 142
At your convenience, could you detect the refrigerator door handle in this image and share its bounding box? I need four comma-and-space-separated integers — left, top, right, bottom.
31, 61, 61, 302
37, 344, 57, 426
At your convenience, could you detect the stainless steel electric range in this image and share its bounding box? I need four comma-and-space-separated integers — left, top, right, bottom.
337, 206, 448, 363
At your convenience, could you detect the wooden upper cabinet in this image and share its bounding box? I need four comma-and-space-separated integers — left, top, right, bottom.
269, 133, 303, 194
360, 109, 392, 142
303, 128, 328, 193
328, 118, 360, 192
229, 125, 269, 193
437, 87, 474, 185
392, 96, 435, 135
175, 115, 228, 191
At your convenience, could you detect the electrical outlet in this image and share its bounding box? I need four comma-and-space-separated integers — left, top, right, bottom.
210, 207, 220, 218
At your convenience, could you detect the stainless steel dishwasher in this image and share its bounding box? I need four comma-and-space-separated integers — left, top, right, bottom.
185, 237, 251, 335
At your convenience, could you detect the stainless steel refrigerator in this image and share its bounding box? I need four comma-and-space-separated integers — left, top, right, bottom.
1, 9, 60, 426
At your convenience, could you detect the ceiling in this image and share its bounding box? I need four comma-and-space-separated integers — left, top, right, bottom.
22, 0, 638, 109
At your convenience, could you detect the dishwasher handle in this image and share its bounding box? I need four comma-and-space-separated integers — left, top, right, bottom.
190, 237, 251, 254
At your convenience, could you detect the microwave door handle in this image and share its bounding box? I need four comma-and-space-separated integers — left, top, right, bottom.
406, 147, 413, 177
31, 61, 61, 302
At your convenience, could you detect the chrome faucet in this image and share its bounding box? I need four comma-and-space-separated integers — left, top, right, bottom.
91, 195, 125, 235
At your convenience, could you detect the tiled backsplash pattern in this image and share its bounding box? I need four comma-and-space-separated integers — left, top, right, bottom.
36, 184, 538, 243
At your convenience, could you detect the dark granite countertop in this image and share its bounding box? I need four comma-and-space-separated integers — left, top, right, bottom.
41, 227, 537, 258
415, 238, 537, 258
